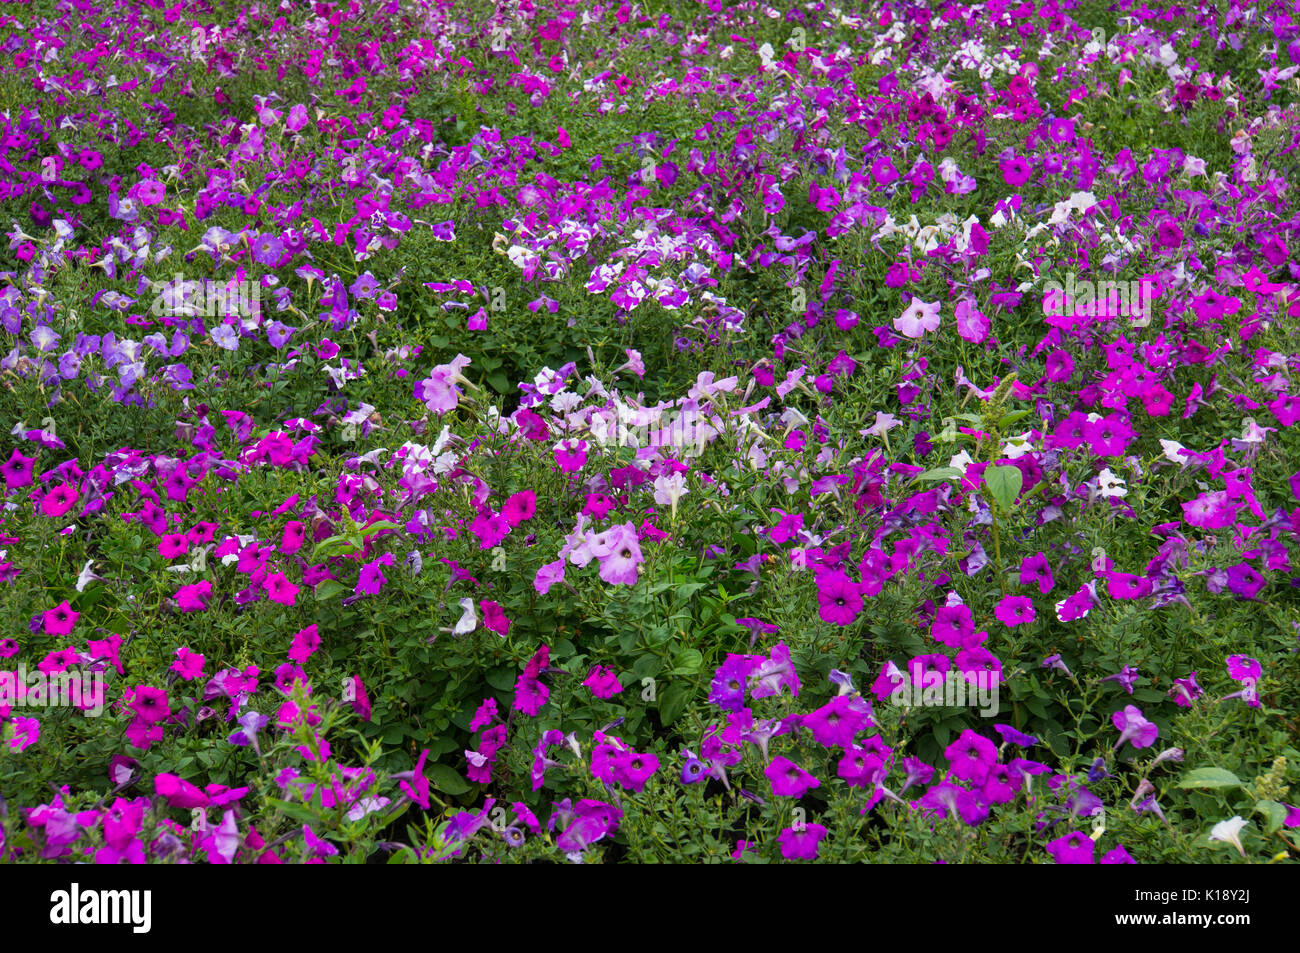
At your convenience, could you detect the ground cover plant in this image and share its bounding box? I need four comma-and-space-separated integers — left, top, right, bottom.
0, 0, 1297, 865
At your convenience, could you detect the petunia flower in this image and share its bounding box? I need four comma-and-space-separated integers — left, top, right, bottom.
1208, 816, 1248, 858
1046, 831, 1095, 864
765, 756, 820, 798
894, 297, 941, 339
778, 823, 828, 860
1112, 705, 1158, 750
43, 600, 79, 636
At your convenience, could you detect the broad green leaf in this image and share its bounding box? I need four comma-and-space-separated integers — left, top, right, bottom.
917, 466, 961, 482
426, 763, 472, 795
314, 578, 347, 601
670, 648, 703, 675
984, 465, 1023, 511
1178, 767, 1243, 790
1255, 800, 1288, 834
657, 682, 689, 726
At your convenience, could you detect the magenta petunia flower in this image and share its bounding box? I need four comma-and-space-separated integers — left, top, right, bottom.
158, 533, 189, 559
480, 600, 511, 636
176, 580, 213, 613
1101, 844, 1137, 864
155, 772, 210, 809
1112, 704, 1158, 750
1018, 552, 1055, 594
1224, 563, 1265, 600
1, 449, 36, 490
815, 569, 862, 626
1181, 490, 1238, 529
778, 822, 828, 860
172, 647, 206, 681
802, 694, 872, 749
264, 572, 299, 606
994, 594, 1036, 627
1168, 671, 1203, 707
931, 603, 976, 647
43, 600, 79, 636
502, 490, 537, 527
355, 553, 394, 596
765, 756, 820, 798
1101, 664, 1141, 694
1000, 154, 1032, 186
1106, 572, 1153, 600
39, 483, 79, 518
280, 520, 306, 555
944, 729, 998, 785
288, 624, 321, 664
128, 686, 171, 725
582, 665, 623, 699
1046, 831, 1095, 864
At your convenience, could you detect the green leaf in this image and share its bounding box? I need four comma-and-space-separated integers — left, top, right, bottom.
312, 534, 358, 561
670, 648, 703, 675
984, 465, 1023, 511
426, 763, 472, 795
314, 578, 347, 601
657, 682, 689, 726
1177, 767, 1243, 790
1255, 800, 1288, 834
997, 409, 1031, 428
917, 466, 961, 482
267, 798, 320, 826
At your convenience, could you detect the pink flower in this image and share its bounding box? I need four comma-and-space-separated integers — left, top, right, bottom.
1, 449, 36, 489
534, 559, 565, 595
778, 822, 828, 860
128, 686, 171, 724
158, 534, 189, 559
583, 665, 623, 699
7, 715, 39, 751
502, 490, 537, 526
176, 579, 213, 612
172, 647, 206, 681
480, 600, 511, 636
894, 297, 941, 339
815, 570, 862, 626
553, 439, 588, 473
39, 483, 79, 517
1112, 704, 1159, 750
595, 523, 643, 586
289, 624, 322, 664
414, 354, 472, 414
347, 675, 371, 721
280, 520, 306, 555
1046, 831, 1095, 863
765, 756, 820, 797
1181, 490, 1238, 529
1000, 154, 1032, 187
264, 572, 299, 606
155, 772, 210, 809
43, 600, 79, 636
470, 509, 510, 549
954, 298, 989, 343
994, 594, 1035, 627
355, 553, 394, 596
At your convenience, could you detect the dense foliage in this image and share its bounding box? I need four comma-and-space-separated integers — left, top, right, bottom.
0, 0, 1298, 863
